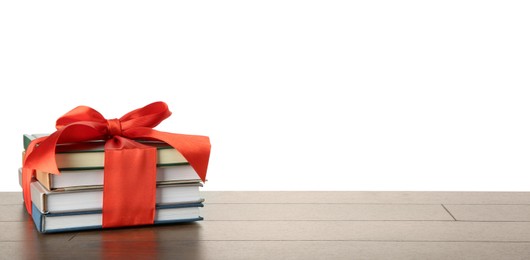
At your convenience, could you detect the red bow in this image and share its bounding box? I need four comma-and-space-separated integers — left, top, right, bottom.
22, 102, 211, 228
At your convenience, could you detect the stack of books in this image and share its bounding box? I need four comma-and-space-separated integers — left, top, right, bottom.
21, 134, 205, 233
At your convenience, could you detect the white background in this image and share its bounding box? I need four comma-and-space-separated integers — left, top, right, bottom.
1, 1, 529, 191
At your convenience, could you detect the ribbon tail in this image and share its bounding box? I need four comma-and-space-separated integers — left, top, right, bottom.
22, 136, 48, 215
125, 128, 211, 182
22, 167, 35, 214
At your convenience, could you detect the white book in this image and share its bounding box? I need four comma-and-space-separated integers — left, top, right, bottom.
30, 180, 204, 213
36, 164, 201, 190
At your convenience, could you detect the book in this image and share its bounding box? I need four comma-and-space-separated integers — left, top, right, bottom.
23, 134, 188, 170
36, 164, 201, 190
31, 202, 204, 233
30, 180, 204, 213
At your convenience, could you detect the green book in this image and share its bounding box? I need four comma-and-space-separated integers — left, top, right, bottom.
23, 134, 188, 170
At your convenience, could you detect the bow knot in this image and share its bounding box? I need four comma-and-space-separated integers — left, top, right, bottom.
106, 118, 123, 137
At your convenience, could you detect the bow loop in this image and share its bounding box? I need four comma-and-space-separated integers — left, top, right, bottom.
119, 102, 172, 130
56, 106, 106, 129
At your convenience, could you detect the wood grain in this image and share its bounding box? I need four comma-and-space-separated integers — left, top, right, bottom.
202, 191, 530, 204
2, 241, 530, 260
444, 204, 530, 222
202, 203, 454, 221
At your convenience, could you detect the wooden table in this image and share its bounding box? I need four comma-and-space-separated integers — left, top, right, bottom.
1, 191, 530, 259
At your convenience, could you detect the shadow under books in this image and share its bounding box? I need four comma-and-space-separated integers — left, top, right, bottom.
24, 217, 204, 258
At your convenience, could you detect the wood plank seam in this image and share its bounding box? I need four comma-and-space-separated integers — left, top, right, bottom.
441, 204, 457, 221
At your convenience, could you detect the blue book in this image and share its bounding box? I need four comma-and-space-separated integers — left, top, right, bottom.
31, 202, 204, 233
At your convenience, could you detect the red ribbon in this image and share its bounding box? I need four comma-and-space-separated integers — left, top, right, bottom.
22, 102, 210, 228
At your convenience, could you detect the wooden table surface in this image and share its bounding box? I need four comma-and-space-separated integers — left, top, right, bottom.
1, 191, 530, 259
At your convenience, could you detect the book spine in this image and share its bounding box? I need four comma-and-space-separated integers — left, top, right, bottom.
31, 203, 44, 233
23, 134, 33, 150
